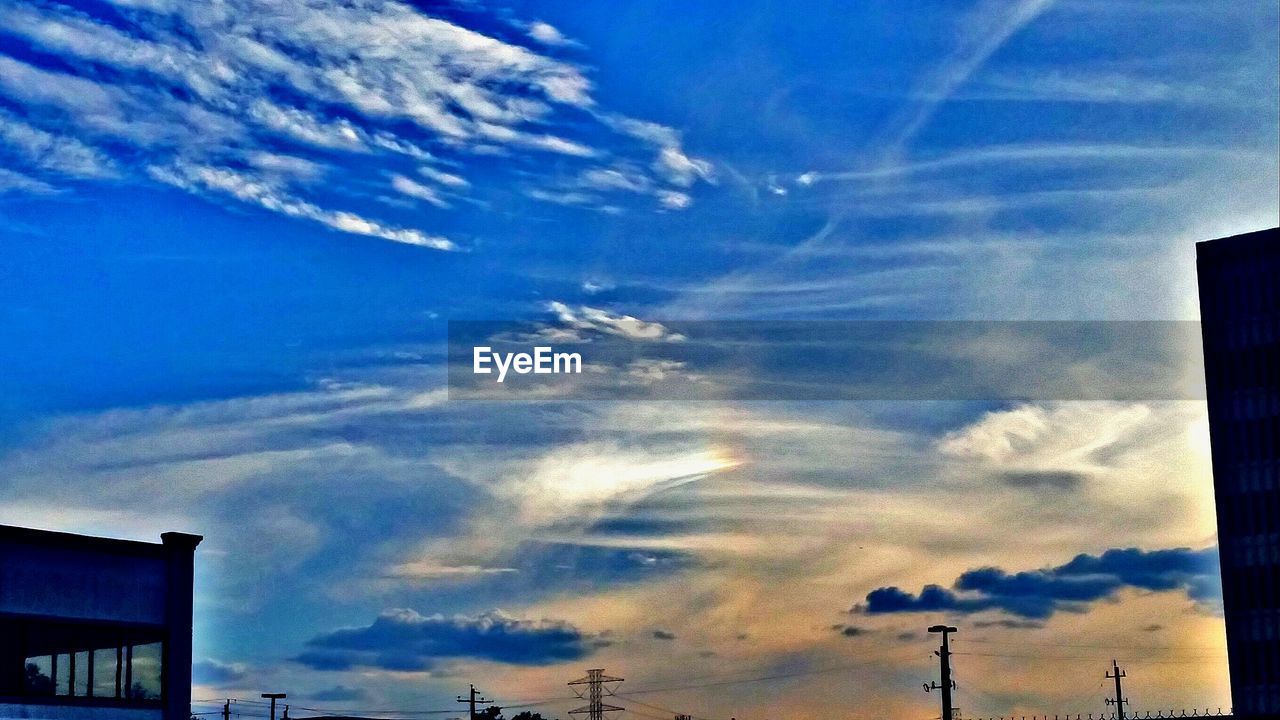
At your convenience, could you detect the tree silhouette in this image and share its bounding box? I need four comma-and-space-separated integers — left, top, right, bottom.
24, 663, 53, 695
511, 711, 555, 720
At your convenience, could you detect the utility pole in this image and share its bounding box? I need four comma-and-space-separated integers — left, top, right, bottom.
457, 684, 493, 720
923, 625, 958, 720
282, 704, 290, 720
569, 669, 625, 720
1105, 660, 1128, 720
222, 699, 230, 720
261, 693, 286, 720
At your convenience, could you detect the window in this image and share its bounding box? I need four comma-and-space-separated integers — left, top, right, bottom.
0, 615, 163, 706
92, 646, 118, 698
23, 656, 53, 695
128, 642, 162, 701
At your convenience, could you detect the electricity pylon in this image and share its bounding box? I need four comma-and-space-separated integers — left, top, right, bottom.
569, 669, 624, 720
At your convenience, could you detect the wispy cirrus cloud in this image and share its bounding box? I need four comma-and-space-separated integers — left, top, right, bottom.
876, 0, 1057, 156
0, 0, 712, 247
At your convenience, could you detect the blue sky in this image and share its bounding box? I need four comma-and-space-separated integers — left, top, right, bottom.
0, 0, 1277, 717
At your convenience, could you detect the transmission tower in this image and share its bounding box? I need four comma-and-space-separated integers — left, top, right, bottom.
568, 668, 624, 720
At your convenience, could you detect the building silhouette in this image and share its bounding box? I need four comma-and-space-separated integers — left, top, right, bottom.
1197, 227, 1280, 716
0, 524, 202, 720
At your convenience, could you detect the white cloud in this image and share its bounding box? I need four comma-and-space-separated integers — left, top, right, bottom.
151, 162, 456, 250
654, 146, 715, 187
418, 165, 469, 188
0, 168, 56, 194
387, 562, 518, 579
968, 69, 1252, 106
0, 0, 709, 242
520, 133, 597, 157
527, 21, 571, 47
657, 190, 692, 210
580, 168, 651, 193
0, 112, 118, 179
547, 301, 685, 342
247, 101, 366, 152
391, 174, 450, 208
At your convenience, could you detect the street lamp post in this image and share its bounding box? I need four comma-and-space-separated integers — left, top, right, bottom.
261, 693, 287, 720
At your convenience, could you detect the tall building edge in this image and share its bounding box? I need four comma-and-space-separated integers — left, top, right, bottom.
1196, 226, 1280, 717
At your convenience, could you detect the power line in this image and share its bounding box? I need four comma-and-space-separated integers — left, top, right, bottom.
622, 661, 879, 695
953, 650, 1223, 663
615, 693, 719, 720
956, 637, 1223, 652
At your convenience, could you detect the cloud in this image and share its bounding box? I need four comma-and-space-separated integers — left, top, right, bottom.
652, 629, 677, 640
997, 470, 1086, 491
308, 685, 370, 702
657, 190, 692, 210
387, 562, 519, 580
149, 162, 456, 249
653, 147, 715, 187
877, 0, 1056, 154
527, 157, 709, 212
526, 21, 572, 47
793, 143, 1239, 186
418, 166, 469, 189
0, 0, 707, 241
192, 659, 248, 686
0, 112, 118, 179
972, 619, 1045, 629
547, 301, 686, 342
861, 546, 1220, 620
296, 609, 595, 670
580, 168, 651, 193
391, 174, 450, 208
0, 168, 56, 195
965, 69, 1258, 106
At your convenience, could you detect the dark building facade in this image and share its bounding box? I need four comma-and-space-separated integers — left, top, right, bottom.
1197, 227, 1280, 716
0, 525, 201, 720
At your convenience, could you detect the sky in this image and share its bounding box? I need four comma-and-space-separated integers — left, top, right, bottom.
0, 0, 1277, 718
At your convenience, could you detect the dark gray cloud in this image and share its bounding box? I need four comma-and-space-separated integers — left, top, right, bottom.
832, 624, 869, 637
192, 659, 247, 686
998, 470, 1087, 491
295, 609, 595, 671
860, 546, 1220, 620
652, 630, 677, 640
309, 686, 370, 702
